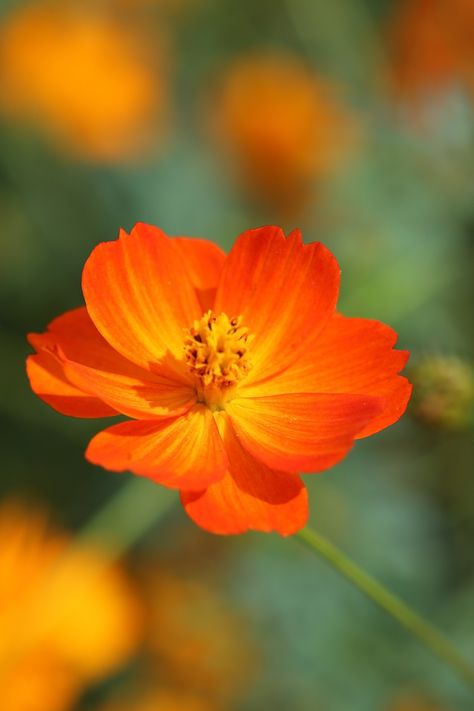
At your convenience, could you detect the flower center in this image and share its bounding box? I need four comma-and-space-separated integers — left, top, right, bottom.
184, 310, 254, 409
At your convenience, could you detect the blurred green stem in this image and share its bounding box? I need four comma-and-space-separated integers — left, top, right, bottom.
296, 527, 474, 690
74, 477, 176, 563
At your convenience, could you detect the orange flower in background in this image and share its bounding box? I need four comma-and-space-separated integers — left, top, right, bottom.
0, 2, 165, 161
389, 0, 474, 103
210, 53, 356, 215
141, 571, 255, 701
0, 500, 142, 711
385, 695, 449, 711
100, 688, 215, 711
27, 224, 411, 535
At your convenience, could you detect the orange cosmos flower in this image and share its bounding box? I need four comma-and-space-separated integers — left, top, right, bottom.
210, 53, 356, 215
141, 571, 256, 701
389, 0, 474, 103
26, 224, 411, 535
0, 3, 164, 161
0, 500, 142, 711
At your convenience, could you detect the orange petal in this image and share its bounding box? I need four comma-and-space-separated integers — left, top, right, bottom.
28, 307, 195, 420
355, 377, 411, 437
27, 306, 119, 419
226, 392, 384, 472
181, 412, 308, 535
214, 226, 340, 384
242, 313, 412, 437
85, 405, 227, 490
82, 223, 202, 368
173, 237, 226, 311
62, 358, 196, 420
26, 352, 115, 418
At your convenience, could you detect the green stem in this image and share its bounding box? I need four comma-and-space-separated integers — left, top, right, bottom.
73, 477, 176, 562
296, 526, 474, 690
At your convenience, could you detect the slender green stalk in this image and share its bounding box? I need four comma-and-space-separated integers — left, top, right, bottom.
73, 477, 176, 562
296, 526, 474, 690
68, 484, 474, 691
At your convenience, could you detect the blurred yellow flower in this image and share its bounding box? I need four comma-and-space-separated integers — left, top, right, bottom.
141, 570, 256, 703
0, 2, 167, 161
0, 500, 143, 711
210, 52, 356, 215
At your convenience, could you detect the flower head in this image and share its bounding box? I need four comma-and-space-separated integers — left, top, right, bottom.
27, 224, 411, 535
410, 354, 474, 430
388, 0, 474, 104
141, 571, 256, 701
0, 3, 164, 161
210, 53, 356, 215
0, 500, 142, 711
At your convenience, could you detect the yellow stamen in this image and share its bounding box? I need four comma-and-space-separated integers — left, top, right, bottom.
184, 310, 254, 409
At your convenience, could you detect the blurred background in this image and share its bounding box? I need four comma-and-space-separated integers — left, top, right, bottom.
1, 0, 474, 709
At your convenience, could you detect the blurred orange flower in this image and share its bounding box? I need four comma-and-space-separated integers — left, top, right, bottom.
210, 53, 356, 215
0, 2, 166, 161
389, 0, 474, 103
27, 223, 411, 535
385, 695, 449, 711
100, 688, 215, 711
0, 500, 143, 711
141, 571, 255, 702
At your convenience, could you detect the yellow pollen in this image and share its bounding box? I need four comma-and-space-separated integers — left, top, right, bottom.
184, 311, 254, 403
